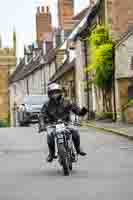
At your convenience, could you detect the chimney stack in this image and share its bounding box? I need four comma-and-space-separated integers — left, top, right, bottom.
37, 7, 40, 14
36, 4, 52, 48
46, 6, 49, 13
90, 0, 95, 6
41, 6, 44, 13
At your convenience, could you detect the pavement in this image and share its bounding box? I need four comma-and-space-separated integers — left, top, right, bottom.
0, 126, 133, 199
81, 120, 133, 139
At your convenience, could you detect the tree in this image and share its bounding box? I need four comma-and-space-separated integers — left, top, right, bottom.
87, 25, 113, 112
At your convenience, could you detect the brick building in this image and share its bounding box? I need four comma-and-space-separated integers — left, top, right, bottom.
36, 6, 53, 48
112, 0, 133, 39
58, 0, 74, 30
113, 0, 133, 122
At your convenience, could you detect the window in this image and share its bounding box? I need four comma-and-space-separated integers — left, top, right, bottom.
108, 17, 112, 24
130, 56, 133, 70
128, 79, 133, 99
13, 84, 17, 95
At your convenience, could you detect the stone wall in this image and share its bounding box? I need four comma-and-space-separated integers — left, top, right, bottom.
115, 78, 128, 121
75, 40, 87, 107
115, 32, 133, 122
124, 106, 133, 123
0, 47, 16, 125
0, 66, 9, 121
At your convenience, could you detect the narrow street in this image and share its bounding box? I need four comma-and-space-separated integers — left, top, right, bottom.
0, 126, 133, 199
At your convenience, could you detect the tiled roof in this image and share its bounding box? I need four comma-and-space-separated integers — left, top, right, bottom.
50, 59, 75, 82
10, 1, 100, 84
115, 25, 133, 47
73, 6, 90, 20
10, 47, 58, 83
43, 48, 58, 64
67, 0, 100, 41
74, 0, 101, 39
10, 58, 25, 83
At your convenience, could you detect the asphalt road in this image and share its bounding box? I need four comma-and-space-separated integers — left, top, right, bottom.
0, 126, 133, 200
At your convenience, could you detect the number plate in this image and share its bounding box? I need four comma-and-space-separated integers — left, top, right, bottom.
57, 138, 64, 144
56, 131, 64, 144
56, 123, 65, 131
56, 132, 63, 139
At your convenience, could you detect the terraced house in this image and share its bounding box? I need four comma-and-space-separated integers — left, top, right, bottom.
9, 0, 113, 125
10, 0, 133, 126
10, 1, 91, 126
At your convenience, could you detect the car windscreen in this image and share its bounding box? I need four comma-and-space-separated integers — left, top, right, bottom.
23, 96, 48, 105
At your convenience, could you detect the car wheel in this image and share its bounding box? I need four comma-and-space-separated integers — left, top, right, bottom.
17, 111, 29, 127
25, 122, 30, 127
19, 121, 25, 127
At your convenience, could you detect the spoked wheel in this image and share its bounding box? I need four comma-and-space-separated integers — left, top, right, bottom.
64, 156, 70, 176
69, 161, 72, 171
68, 150, 73, 171
58, 144, 70, 176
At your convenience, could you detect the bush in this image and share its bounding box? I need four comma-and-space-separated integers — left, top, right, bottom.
0, 118, 10, 128
96, 112, 113, 120
88, 25, 113, 91
122, 99, 133, 111
89, 25, 111, 48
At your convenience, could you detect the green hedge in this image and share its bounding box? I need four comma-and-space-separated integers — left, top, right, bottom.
0, 119, 10, 127
96, 112, 113, 120
122, 99, 133, 111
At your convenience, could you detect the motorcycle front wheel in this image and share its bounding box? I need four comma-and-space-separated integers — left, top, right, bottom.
69, 160, 72, 170
58, 143, 70, 176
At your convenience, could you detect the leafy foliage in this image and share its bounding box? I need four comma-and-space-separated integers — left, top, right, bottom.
122, 99, 133, 111
0, 119, 9, 127
89, 25, 112, 48
88, 25, 113, 91
0, 112, 10, 127
86, 25, 114, 113
96, 112, 113, 120
93, 44, 113, 89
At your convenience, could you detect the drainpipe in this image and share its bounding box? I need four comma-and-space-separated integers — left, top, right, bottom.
8, 49, 10, 126
112, 44, 117, 122
84, 40, 90, 120
26, 79, 29, 95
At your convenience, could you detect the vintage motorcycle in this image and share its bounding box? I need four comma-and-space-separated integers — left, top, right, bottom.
46, 120, 78, 176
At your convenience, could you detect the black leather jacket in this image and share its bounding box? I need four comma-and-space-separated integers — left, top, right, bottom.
40, 97, 87, 123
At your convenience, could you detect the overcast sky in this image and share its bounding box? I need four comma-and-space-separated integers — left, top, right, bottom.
0, 0, 90, 58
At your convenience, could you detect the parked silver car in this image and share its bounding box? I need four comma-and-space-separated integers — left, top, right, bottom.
17, 95, 48, 126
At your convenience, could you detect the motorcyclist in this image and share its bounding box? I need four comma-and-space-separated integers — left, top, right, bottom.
38, 82, 87, 162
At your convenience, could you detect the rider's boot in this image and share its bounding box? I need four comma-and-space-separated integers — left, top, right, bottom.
47, 153, 54, 162
71, 152, 77, 162
76, 148, 87, 156
46, 143, 56, 162
72, 131, 87, 156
